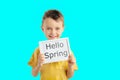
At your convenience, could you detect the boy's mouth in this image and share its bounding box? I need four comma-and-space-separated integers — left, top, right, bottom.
49, 35, 57, 39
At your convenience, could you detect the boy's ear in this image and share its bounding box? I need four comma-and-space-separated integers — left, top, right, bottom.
62, 29, 64, 33
61, 26, 64, 32
42, 26, 44, 31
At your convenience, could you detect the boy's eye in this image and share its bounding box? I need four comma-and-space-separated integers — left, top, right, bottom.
56, 27, 60, 30
47, 27, 51, 30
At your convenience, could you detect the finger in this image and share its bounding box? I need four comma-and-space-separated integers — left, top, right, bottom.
40, 59, 45, 63
39, 52, 41, 56
39, 52, 43, 56
40, 55, 45, 60
41, 54, 44, 57
69, 55, 72, 60
40, 57, 45, 61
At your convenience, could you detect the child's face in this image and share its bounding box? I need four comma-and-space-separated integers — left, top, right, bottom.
42, 18, 64, 40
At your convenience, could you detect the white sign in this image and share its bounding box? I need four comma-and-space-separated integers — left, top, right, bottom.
39, 38, 71, 64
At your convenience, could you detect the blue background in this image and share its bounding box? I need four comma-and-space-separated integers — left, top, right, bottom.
0, 0, 120, 80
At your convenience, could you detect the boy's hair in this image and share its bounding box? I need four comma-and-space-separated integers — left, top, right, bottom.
42, 10, 64, 26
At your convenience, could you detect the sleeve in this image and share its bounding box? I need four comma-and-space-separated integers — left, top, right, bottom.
28, 48, 40, 68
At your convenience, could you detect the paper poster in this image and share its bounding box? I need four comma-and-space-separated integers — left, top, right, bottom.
39, 38, 71, 64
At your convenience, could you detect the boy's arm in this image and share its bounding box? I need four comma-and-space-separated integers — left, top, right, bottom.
66, 54, 76, 78
66, 65, 74, 78
32, 63, 41, 76
32, 52, 45, 76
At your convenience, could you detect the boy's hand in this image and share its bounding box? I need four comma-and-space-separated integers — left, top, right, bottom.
37, 53, 45, 67
68, 54, 75, 67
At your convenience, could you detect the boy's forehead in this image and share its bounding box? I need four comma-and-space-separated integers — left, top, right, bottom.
43, 18, 63, 27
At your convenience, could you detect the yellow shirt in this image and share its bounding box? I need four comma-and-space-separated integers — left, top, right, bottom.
28, 48, 78, 80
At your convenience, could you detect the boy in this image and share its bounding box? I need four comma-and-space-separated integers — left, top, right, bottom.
28, 10, 78, 80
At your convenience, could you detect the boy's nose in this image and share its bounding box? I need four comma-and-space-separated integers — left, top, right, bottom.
51, 29, 56, 34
